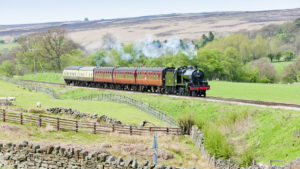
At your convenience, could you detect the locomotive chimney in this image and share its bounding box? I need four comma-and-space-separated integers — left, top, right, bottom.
195, 66, 198, 70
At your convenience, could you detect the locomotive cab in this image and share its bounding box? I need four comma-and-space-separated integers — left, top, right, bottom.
175, 66, 210, 97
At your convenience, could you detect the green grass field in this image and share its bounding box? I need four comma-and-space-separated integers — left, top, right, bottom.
0, 43, 18, 52
15, 73, 65, 84
4, 77, 300, 165
208, 81, 300, 104
38, 83, 300, 165
272, 61, 293, 73
15, 73, 300, 104
120, 92, 300, 165
0, 80, 165, 126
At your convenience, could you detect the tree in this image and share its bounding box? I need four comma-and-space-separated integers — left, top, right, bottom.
208, 32, 214, 41
0, 60, 15, 76
267, 53, 274, 62
275, 52, 282, 62
16, 28, 78, 71
251, 57, 278, 83
0, 40, 4, 44
294, 18, 300, 27
252, 35, 268, 60
282, 50, 294, 61
282, 58, 300, 83
84, 17, 89, 21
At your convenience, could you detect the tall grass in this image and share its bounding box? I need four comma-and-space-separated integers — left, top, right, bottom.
177, 113, 196, 135
177, 113, 234, 160
202, 124, 233, 159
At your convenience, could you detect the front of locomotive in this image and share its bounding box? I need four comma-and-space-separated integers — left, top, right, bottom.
184, 66, 210, 97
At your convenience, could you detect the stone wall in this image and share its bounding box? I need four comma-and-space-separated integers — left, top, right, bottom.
190, 126, 299, 169
46, 107, 122, 125
0, 141, 187, 169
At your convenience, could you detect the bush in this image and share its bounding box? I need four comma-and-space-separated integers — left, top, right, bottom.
251, 57, 278, 83
177, 113, 196, 135
282, 58, 300, 83
203, 125, 233, 159
0, 61, 15, 77
240, 150, 255, 167
28, 108, 47, 114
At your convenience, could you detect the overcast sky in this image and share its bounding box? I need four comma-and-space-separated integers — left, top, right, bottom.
1, 0, 300, 25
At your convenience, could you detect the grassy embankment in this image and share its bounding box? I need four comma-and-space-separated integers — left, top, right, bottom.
122, 92, 300, 166
0, 80, 213, 168
42, 81, 300, 166
0, 79, 164, 126
16, 72, 300, 104
12, 73, 300, 165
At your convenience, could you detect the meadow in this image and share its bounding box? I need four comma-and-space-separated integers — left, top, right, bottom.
121, 91, 300, 166
29, 81, 300, 165
10, 74, 300, 165
0, 80, 164, 126
15, 73, 65, 84
0, 43, 18, 52
272, 61, 292, 73
208, 80, 300, 104
15, 72, 300, 104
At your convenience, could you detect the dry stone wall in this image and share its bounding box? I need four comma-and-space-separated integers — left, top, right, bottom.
0, 141, 191, 169
46, 107, 122, 125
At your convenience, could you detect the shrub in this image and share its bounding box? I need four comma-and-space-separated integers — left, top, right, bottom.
28, 108, 47, 114
251, 57, 278, 83
0, 61, 15, 77
203, 125, 233, 159
177, 113, 196, 135
240, 150, 255, 167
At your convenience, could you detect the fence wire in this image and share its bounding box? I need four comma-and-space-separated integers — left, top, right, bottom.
1, 76, 177, 126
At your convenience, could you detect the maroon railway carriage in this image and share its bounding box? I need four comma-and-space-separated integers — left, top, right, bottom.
113, 67, 136, 84
94, 66, 115, 84
64, 66, 210, 97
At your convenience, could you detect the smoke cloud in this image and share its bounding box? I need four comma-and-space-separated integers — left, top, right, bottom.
97, 34, 197, 65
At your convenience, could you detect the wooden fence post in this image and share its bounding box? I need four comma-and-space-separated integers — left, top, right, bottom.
93, 123, 96, 134
57, 118, 60, 130
3, 109, 5, 122
112, 124, 115, 132
130, 125, 132, 135
20, 113, 23, 125
149, 127, 151, 133
75, 121, 78, 132
39, 115, 42, 127
166, 127, 169, 135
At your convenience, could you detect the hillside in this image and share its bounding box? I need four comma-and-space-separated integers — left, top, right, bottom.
1, 8, 300, 51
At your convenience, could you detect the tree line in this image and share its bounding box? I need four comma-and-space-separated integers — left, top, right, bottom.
1, 19, 300, 83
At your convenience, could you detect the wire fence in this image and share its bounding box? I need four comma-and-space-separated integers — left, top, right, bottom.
0, 76, 177, 126
75, 94, 177, 126
0, 109, 180, 135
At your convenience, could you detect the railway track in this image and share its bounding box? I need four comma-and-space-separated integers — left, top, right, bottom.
22, 79, 300, 111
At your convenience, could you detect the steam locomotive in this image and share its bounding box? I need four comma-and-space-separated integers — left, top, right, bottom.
63, 66, 210, 97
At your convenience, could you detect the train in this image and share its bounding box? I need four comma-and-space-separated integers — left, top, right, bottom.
63, 66, 210, 97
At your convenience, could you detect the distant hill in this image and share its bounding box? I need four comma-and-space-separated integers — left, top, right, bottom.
1, 8, 300, 51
